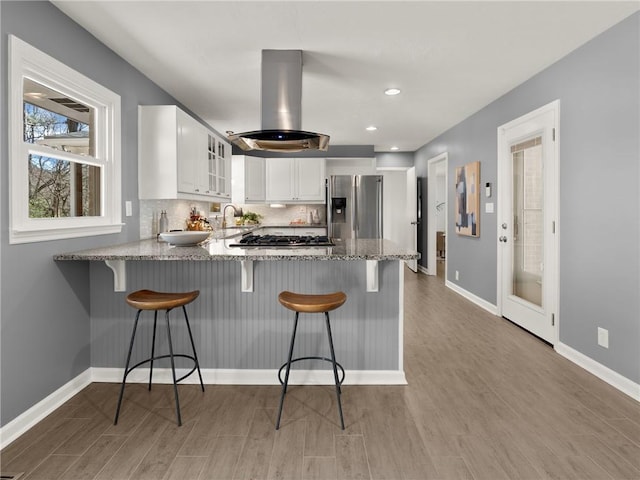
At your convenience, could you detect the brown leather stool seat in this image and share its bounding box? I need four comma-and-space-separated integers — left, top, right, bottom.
276, 291, 347, 430
126, 289, 200, 311
278, 291, 347, 314
115, 289, 204, 426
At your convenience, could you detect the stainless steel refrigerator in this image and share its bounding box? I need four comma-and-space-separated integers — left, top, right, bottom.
327, 175, 383, 239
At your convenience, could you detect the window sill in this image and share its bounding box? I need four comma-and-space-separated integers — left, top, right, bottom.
10, 223, 124, 245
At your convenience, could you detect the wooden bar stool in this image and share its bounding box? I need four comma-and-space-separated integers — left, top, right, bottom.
114, 289, 204, 426
276, 290, 347, 430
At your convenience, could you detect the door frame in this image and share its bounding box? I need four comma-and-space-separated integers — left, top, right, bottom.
427, 152, 448, 277
378, 166, 417, 271
407, 166, 418, 272
496, 100, 560, 344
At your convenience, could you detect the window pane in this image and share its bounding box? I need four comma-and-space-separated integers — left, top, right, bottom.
23, 78, 94, 156
29, 154, 101, 218
511, 138, 543, 307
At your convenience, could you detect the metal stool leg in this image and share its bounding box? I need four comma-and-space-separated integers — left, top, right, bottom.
276, 312, 299, 430
165, 308, 182, 426
114, 309, 142, 424
182, 305, 204, 392
148, 310, 158, 390
325, 312, 345, 430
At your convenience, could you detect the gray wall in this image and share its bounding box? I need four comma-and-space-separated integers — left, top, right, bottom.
415, 13, 639, 383
0, 1, 188, 426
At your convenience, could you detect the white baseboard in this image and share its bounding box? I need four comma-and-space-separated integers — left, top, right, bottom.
445, 280, 499, 315
0, 366, 405, 449
417, 265, 429, 275
555, 342, 640, 402
0, 369, 92, 450
442, 282, 638, 403
91, 367, 407, 386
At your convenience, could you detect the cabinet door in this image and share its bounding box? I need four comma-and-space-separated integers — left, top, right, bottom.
177, 111, 199, 194
192, 126, 209, 195
206, 134, 217, 195
296, 158, 326, 202
266, 158, 296, 201
216, 139, 232, 198
245, 156, 265, 201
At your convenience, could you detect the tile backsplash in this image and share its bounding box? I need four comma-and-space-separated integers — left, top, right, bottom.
140, 200, 326, 239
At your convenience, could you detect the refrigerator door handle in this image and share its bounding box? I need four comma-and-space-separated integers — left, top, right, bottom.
378, 177, 383, 237
352, 175, 359, 237
326, 178, 332, 237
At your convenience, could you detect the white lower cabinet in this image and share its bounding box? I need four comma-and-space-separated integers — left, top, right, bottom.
139, 105, 231, 201
265, 157, 326, 203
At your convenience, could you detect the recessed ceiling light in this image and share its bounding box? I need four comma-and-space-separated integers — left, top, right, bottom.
384, 88, 401, 96
390, 146, 399, 151
366, 126, 377, 131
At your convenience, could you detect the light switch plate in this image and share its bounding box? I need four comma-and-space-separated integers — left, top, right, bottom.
125, 201, 132, 217
597, 327, 609, 348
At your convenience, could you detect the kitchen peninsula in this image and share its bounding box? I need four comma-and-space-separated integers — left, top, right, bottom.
55, 234, 418, 385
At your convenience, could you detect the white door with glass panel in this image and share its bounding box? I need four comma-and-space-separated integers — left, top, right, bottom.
406, 166, 418, 272
497, 101, 559, 344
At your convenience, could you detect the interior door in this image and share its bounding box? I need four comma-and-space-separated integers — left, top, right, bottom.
406, 167, 418, 272
497, 101, 559, 344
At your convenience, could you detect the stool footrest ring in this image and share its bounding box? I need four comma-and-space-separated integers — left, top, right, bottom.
278, 356, 345, 386
124, 354, 199, 384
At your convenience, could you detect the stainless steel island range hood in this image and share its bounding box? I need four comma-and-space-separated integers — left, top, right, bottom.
228, 50, 329, 152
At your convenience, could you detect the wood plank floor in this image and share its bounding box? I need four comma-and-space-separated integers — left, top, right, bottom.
2, 268, 639, 479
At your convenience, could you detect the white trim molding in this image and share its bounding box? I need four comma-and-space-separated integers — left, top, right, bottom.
0, 366, 406, 448
8, 35, 122, 244
0, 370, 92, 449
426, 152, 448, 277
90, 367, 408, 386
444, 282, 639, 403
555, 342, 640, 402
445, 279, 498, 316
496, 99, 560, 345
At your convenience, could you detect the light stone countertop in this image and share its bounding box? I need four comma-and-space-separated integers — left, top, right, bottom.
54, 237, 419, 262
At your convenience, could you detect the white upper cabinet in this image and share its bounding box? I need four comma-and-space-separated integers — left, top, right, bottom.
296, 158, 326, 201
206, 133, 231, 199
176, 110, 207, 195
266, 157, 296, 201
139, 105, 231, 200
265, 157, 326, 203
232, 155, 265, 203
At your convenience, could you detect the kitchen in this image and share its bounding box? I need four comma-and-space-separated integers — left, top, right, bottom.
1, 1, 639, 479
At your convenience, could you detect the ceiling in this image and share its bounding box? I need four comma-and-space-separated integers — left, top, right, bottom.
52, 1, 639, 153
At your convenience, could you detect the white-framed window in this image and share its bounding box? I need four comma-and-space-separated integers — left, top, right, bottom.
8, 35, 122, 244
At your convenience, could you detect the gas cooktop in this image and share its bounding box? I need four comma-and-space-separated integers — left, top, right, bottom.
229, 234, 334, 248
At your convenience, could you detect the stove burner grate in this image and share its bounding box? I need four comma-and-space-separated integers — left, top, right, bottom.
230, 234, 334, 248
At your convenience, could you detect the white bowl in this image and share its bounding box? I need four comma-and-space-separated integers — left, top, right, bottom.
159, 231, 211, 246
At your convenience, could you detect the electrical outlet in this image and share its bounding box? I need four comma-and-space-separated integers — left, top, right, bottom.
125, 201, 132, 217
455, 270, 459, 281
597, 327, 609, 348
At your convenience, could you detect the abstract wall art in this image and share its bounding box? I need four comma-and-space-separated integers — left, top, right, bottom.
455, 161, 480, 237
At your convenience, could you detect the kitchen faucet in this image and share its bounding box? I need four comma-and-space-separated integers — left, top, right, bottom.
222, 204, 243, 228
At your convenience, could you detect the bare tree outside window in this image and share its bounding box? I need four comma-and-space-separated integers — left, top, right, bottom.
24, 94, 100, 218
